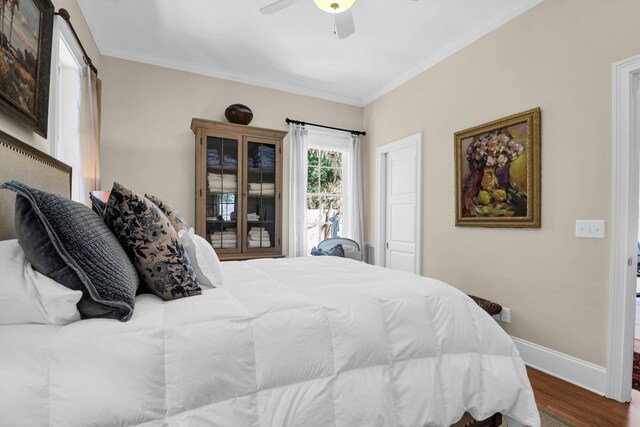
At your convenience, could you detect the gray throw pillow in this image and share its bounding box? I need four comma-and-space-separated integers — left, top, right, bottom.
0, 181, 139, 321
104, 182, 201, 301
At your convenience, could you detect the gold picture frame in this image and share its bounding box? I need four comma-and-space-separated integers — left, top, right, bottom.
455, 108, 541, 228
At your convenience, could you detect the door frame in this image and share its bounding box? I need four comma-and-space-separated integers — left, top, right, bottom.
375, 132, 422, 275
607, 53, 640, 402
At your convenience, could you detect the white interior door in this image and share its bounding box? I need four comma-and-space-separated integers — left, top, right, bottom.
385, 145, 417, 273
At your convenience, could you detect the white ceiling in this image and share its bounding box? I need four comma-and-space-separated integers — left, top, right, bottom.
77, 0, 543, 106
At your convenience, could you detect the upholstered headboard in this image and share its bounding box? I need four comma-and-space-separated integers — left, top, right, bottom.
0, 130, 71, 240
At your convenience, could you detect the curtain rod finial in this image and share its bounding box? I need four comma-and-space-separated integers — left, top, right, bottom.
57, 8, 70, 21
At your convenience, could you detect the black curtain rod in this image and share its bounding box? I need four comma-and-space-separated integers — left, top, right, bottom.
55, 9, 98, 76
286, 118, 366, 136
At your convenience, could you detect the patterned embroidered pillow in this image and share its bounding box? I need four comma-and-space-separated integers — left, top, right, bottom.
0, 181, 139, 321
104, 182, 201, 300
145, 194, 189, 233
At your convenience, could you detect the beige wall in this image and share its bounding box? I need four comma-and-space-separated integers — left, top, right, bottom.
99, 57, 363, 253
362, 0, 640, 366
0, 0, 101, 152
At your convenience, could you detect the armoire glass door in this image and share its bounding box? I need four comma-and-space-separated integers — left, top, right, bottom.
205, 135, 240, 251
245, 139, 277, 250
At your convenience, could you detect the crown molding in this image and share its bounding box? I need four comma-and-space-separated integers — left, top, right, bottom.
80, 0, 544, 109
360, 0, 544, 106
100, 47, 365, 107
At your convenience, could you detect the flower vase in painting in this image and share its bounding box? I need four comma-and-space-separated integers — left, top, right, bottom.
461, 125, 528, 218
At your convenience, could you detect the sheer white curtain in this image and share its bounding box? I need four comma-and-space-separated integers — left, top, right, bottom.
288, 123, 308, 257
345, 134, 364, 249
78, 66, 101, 206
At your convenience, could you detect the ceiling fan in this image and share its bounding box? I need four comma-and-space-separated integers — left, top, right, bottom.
260, 0, 358, 39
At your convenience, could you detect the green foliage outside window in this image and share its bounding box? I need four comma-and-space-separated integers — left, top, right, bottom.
306, 148, 344, 243
307, 149, 342, 197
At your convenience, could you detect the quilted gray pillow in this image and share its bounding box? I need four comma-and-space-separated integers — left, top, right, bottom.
0, 181, 139, 321
104, 183, 201, 300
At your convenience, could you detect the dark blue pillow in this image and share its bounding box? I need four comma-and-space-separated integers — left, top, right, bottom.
328, 243, 345, 257
0, 181, 139, 321
90, 193, 107, 218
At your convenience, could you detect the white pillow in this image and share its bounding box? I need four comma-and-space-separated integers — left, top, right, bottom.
0, 239, 82, 325
179, 228, 223, 288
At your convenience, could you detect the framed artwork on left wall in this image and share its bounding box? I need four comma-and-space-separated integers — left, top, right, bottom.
0, 0, 54, 138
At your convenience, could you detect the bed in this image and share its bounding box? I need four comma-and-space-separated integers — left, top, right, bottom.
0, 131, 540, 427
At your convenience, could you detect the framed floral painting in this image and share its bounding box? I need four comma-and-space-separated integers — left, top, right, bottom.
454, 108, 541, 228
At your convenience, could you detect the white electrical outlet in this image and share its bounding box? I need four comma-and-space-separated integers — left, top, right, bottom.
500, 307, 511, 323
575, 220, 605, 238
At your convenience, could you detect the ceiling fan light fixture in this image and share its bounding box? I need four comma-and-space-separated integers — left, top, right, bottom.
313, 0, 357, 14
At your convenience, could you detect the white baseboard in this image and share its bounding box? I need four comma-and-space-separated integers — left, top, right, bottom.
510, 336, 607, 395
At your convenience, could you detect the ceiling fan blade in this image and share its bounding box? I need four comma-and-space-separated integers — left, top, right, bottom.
260, 0, 301, 14
334, 10, 355, 39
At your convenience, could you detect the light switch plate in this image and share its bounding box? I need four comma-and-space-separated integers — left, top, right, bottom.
575, 220, 605, 238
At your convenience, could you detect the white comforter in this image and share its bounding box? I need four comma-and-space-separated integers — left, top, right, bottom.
0, 257, 540, 427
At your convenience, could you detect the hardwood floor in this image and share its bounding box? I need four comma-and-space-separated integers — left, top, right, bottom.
527, 367, 640, 426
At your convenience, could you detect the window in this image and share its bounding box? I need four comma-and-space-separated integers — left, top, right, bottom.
289, 126, 361, 258
306, 145, 346, 254
48, 19, 83, 202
